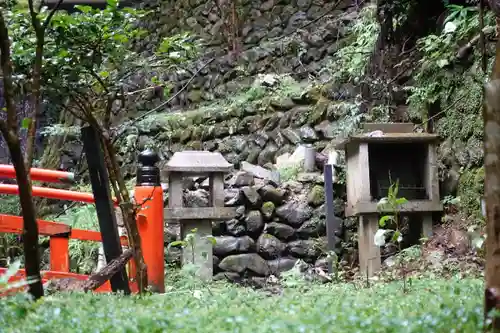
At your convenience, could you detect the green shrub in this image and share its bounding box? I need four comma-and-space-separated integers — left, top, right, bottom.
51, 205, 100, 274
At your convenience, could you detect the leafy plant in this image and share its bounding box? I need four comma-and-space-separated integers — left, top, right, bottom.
167, 228, 216, 279
442, 195, 461, 215
406, 4, 494, 122
52, 205, 100, 274
278, 165, 301, 182
0, 260, 39, 295
375, 180, 408, 246
467, 224, 486, 256
374, 179, 411, 291
329, 4, 379, 83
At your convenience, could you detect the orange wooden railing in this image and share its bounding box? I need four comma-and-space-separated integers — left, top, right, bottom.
0, 165, 74, 183
0, 214, 137, 294
0, 162, 165, 294
0, 184, 119, 206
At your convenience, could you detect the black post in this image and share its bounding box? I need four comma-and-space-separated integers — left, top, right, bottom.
324, 163, 336, 274
137, 149, 160, 186
81, 126, 130, 294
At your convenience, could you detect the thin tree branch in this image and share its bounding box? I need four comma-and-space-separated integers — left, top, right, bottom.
87, 69, 110, 94
479, 0, 488, 73
456, 26, 495, 60
43, 0, 65, 31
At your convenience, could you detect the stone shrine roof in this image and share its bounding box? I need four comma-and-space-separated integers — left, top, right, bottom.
165, 151, 233, 173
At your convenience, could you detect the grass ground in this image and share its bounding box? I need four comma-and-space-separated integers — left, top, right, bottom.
0, 276, 484, 333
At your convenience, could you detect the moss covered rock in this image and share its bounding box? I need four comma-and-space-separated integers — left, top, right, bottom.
307, 185, 325, 207
457, 167, 484, 221
261, 201, 276, 220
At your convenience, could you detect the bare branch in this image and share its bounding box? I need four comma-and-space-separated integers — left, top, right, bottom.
45, 249, 133, 293
43, 0, 65, 31
27, 0, 41, 31
87, 69, 110, 94
456, 26, 495, 60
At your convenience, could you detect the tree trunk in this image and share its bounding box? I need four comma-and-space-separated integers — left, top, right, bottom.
484, 35, 500, 331
0, 11, 43, 300
104, 149, 148, 292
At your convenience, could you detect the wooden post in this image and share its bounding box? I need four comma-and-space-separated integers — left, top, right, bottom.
357, 143, 371, 201
356, 143, 380, 277
484, 78, 500, 329
324, 162, 341, 274
134, 149, 165, 293
422, 142, 439, 238
81, 125, 130, 294
49, 236, 69, 272
358, 214, 381, 277
421, 214, 433, 239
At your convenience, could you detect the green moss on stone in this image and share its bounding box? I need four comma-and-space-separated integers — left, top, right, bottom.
457, 167, 484, 221
185, 140, 202, 150
190, 126, 204, 141
308, 98, 329, 124
261, 201, 276, 219
213, 122, 230, 138
308, 185, 326, 206
279, 165, 301, 182
156, 131, 174, 142
179, 127, 192, 143
187, 89, 203, 103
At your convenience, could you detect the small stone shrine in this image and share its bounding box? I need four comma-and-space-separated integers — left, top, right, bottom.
164, 151, 237, 280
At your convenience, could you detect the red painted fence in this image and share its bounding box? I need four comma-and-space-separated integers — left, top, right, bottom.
0, 163, 164, 295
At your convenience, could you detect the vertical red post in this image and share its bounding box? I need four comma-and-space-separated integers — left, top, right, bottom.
127, 257, 137, 283
134, 149, 164, 293
49, 236, 69, 272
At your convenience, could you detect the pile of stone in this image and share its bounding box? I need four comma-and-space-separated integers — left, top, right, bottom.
164, 156, 345, 280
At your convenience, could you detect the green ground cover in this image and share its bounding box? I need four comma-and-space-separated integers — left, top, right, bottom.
0, 276, 484, 333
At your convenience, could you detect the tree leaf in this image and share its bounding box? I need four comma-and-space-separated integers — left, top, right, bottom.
0, 260, 21, 285
204, 236, 217, 245
21, 117, 31, 129
392, 230, 402, 243
395, 197, 408, 206
379, 215, 394, 227
167, 240, 186, 248
377, 197, 389, 207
